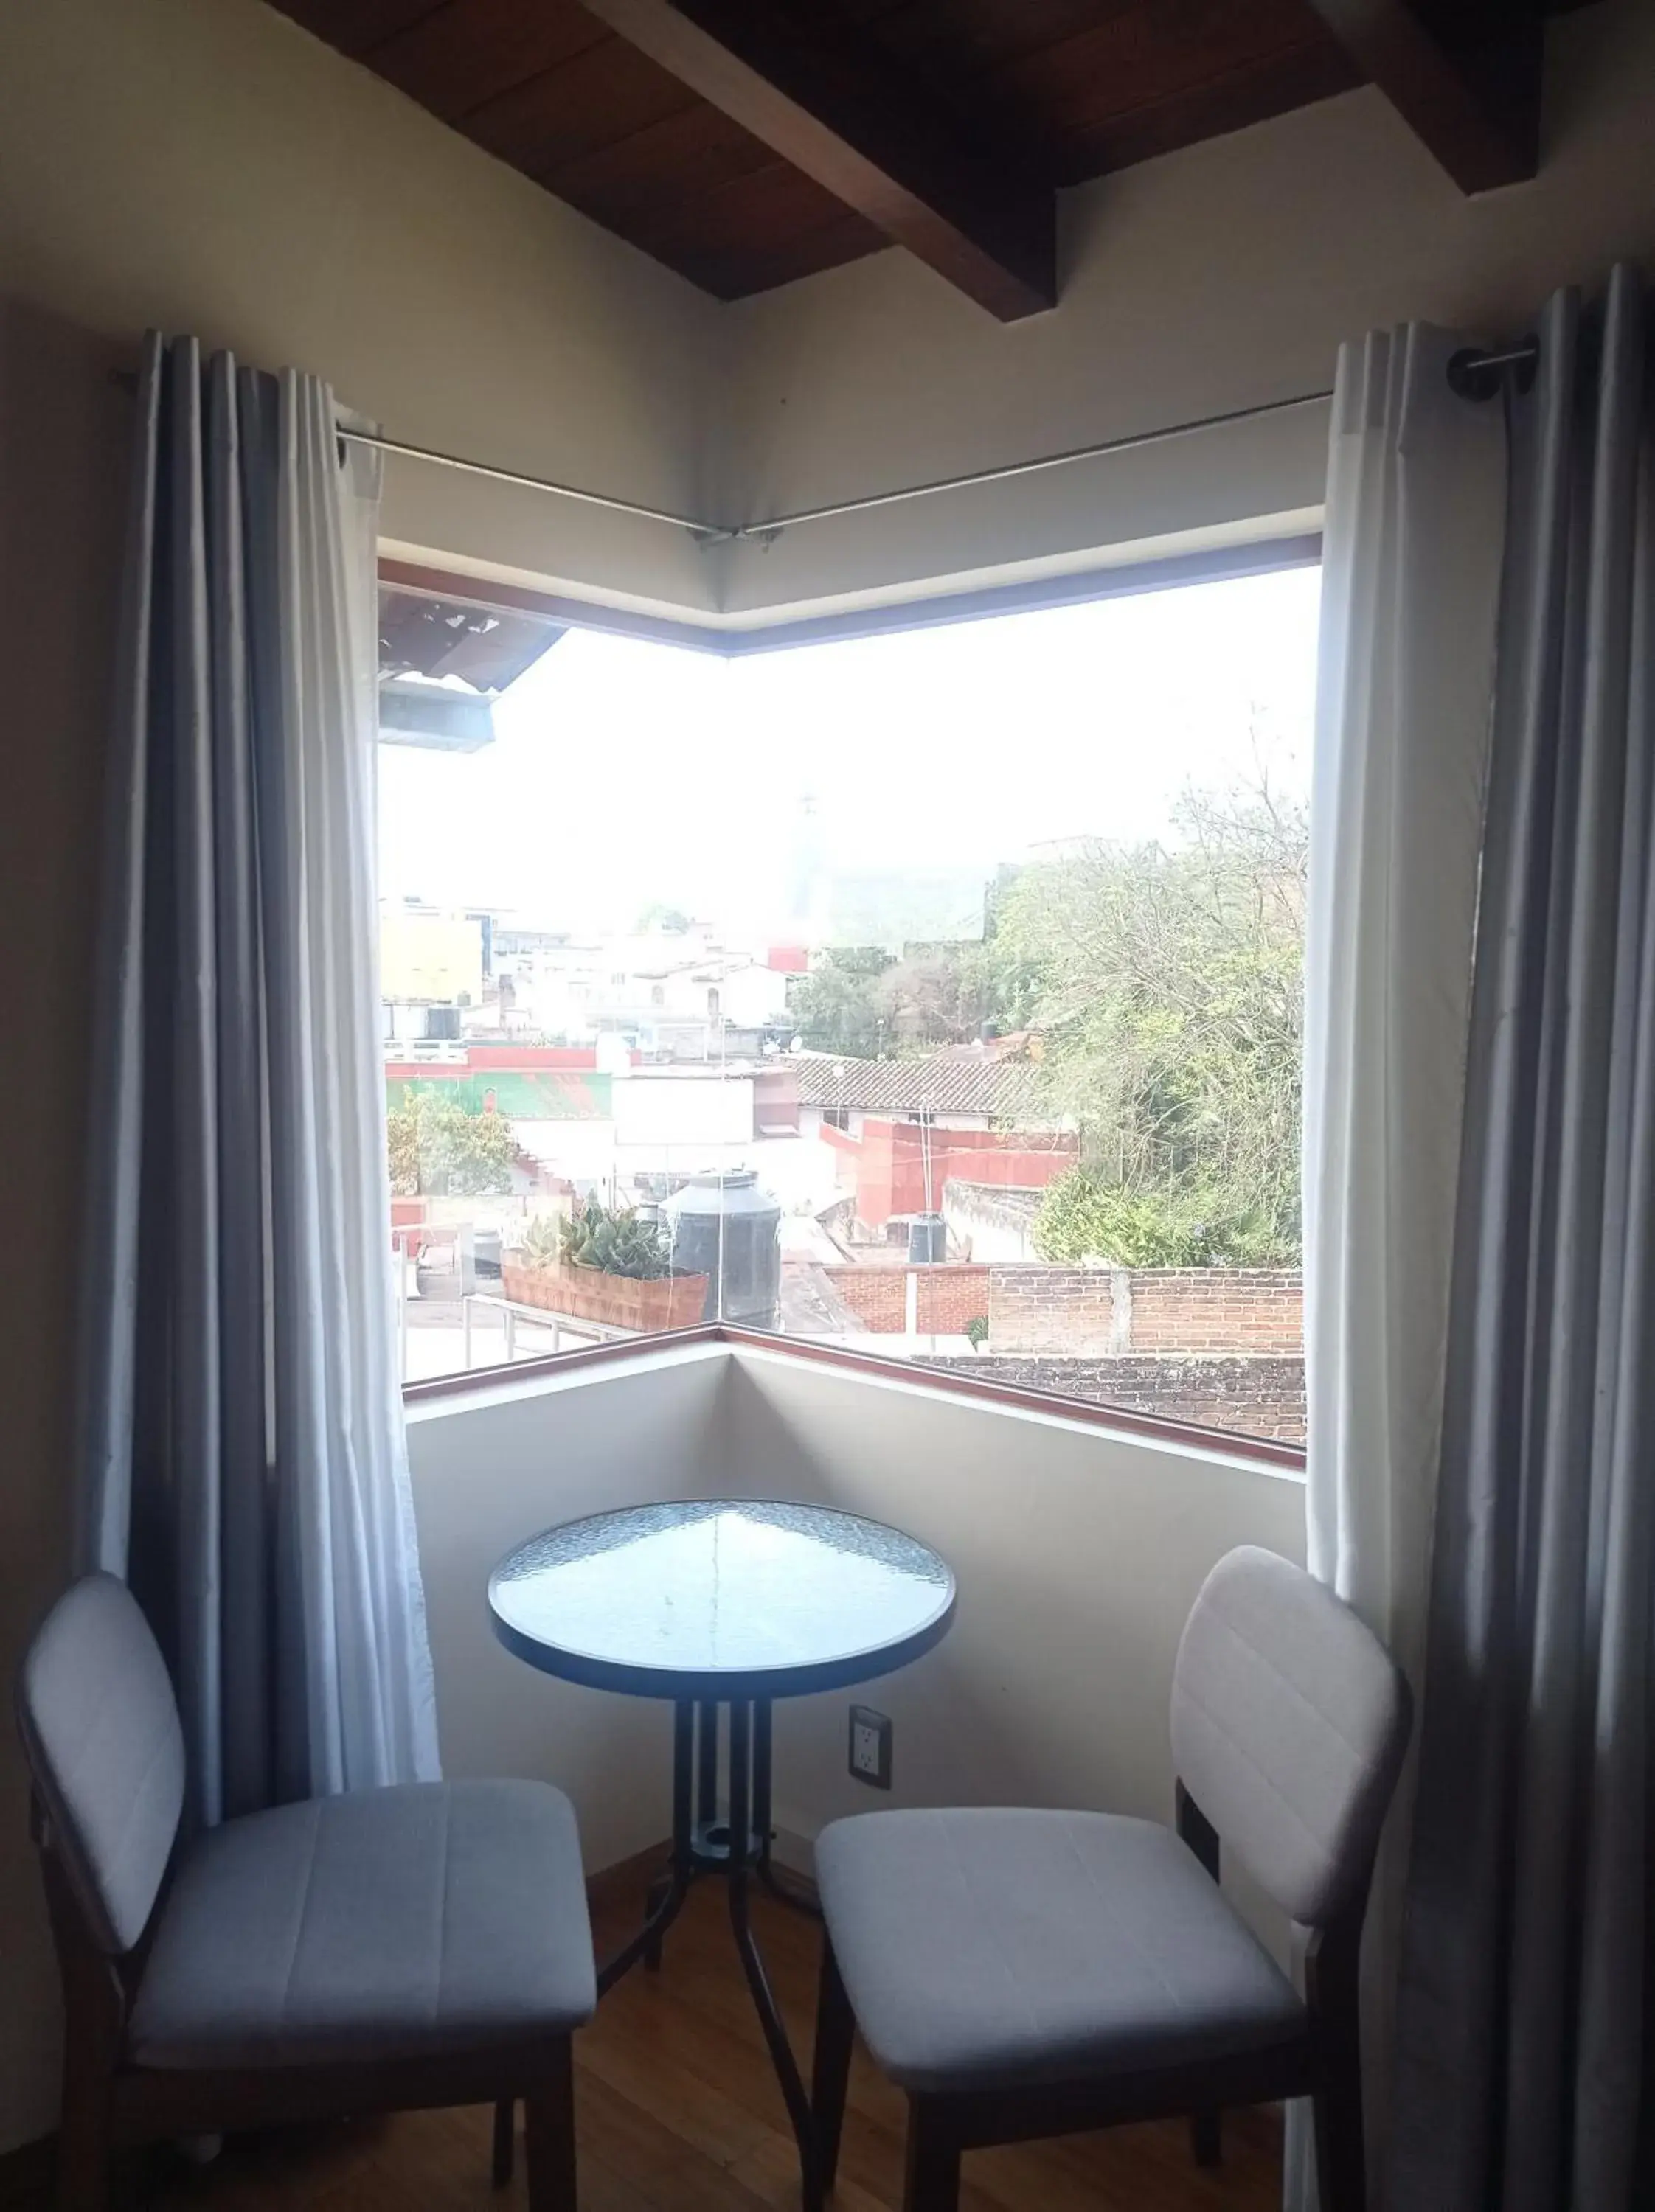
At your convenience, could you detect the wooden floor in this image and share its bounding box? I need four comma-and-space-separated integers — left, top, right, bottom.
134, 1863, 1282, 2212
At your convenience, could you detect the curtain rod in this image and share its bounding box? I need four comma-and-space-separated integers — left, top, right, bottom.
721, 335, 1541, 542
336, 426, 724, 538
114, 336, 1538, 546
717, 387, 1337, 543
108, 372, 724, 539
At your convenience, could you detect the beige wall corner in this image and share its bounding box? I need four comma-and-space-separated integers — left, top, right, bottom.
0, 299, 131, 2154
713, 0, 1655, 616
0, 0, 731, 613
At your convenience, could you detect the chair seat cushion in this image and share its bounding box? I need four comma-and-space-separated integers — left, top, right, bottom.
815, 1807, 1305, 2093
130, 1781, 595, 2069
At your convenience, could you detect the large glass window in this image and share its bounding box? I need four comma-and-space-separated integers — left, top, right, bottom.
378, 560, 1316, 1447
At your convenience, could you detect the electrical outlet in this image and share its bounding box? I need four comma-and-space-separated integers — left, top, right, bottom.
848, 1705, 892, 1790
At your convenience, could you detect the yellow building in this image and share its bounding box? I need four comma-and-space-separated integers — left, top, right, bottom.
379, 908, 484, 1008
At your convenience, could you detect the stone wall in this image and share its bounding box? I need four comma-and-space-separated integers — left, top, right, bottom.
941, 1180, 1041, 1263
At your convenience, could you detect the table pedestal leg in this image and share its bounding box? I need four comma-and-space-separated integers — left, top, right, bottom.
728, 1700, 824, 2211
751, 1697, 823, 1919
597, 1696, 823, 2211
603, 1700, 695, 1994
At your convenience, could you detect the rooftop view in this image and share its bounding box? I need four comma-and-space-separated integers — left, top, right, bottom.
379, 564, 1318, 1444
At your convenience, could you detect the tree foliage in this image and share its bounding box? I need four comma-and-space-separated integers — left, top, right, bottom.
788, 947, 896, 1055
872, 945, 998, 1049
995, 778, 1306, 1265
1033, 1166, 1291, 1268
788, 942, 999, 1055
386, 1089, 516, 1197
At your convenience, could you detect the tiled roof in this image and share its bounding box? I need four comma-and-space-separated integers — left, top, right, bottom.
788, 1050, 1046, 1119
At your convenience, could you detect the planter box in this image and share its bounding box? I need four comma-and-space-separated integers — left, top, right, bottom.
501, 1259, 709, 1333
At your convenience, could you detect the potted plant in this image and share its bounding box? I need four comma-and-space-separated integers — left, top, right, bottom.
504, 1200, 709, 1333
501, 1213, 563, 1294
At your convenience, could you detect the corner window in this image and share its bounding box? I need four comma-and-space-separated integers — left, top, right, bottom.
378, 561, 1316, 1448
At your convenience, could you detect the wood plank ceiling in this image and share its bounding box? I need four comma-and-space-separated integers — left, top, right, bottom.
268, 0, 1583, 319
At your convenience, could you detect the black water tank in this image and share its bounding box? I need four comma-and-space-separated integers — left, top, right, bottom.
665, 1169, 783, 1329
908, 1212, 947, 1263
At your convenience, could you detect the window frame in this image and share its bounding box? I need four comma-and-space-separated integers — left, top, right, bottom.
381, 535, 1317, 1461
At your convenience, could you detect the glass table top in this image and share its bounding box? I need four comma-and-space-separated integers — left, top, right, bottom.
488, 1498, 956, 1699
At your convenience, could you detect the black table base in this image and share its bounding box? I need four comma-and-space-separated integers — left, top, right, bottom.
601, 1697, 825, 2208
488, 1499, 956, 2211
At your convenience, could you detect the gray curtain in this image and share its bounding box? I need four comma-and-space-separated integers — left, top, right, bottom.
1389, 265, 1655, 2208
77, 332, 439, 1828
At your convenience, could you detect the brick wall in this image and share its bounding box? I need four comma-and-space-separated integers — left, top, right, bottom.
922, 1354, 1307, 1447
820, 1267, 906, 1331
821, 1263, 990, 1334
988, 1265, 1117, 1351
988, 1267, 1302, 1355
1128, 1269, 1302, 1352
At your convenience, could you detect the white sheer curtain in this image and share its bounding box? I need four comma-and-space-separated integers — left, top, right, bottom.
79, 334, 438, 1822
1291, 324, 1507, 2207
268, 378, 440, 1796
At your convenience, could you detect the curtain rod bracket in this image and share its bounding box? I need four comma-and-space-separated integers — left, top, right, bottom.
1448, 338, 1540, 403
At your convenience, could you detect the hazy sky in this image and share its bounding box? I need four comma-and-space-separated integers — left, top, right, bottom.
377, 563, 1321, 941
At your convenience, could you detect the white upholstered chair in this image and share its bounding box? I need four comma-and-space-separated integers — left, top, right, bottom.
810, 1545, 1412, 2212
17, 1573, 595, 2212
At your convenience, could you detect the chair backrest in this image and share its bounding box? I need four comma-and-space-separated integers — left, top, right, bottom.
1170, 1546, 1410, 1928
16, 1573, 186, 1955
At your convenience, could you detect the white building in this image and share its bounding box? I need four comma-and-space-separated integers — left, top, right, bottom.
504, 929, 791, 1057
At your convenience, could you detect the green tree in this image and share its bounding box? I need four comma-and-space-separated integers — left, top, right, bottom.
788, 947, 895, 1055
636, 903, 691, 933
386, 1088, 516, 1197
872, 944, 998, 1048
790, 941, 1019, 1056
995, 776, 1305, 1263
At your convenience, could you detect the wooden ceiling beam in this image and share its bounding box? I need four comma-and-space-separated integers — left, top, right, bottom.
1302, 0, 1542, 192
575, 0, 1056, 320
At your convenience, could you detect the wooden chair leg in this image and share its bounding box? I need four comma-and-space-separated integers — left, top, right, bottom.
1311, 2066, 1366, 2212
811, 1935, 856, 2191
903, 2099, 960, 2212
1307, 1907, 1367, 2212
55, 2098, 113, 2212
492, 2098, 515, 2188
1190, 2108, 1221, 2166
523, 2042, 577, 2212
53, 1942, 118, 2212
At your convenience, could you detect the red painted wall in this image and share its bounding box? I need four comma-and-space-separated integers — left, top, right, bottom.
824, 1116, 1076, 1229
384, 1046, 637, 1079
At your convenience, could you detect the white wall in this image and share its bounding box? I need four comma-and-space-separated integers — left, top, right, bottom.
719, 1346, 1307, 1953
712, 0, 1655, 617
405, 1341, 734, 1874
0, 0, 728, 616
409, 1342, 1308, 1963
10, 0, 1654, 639
613, 1071, 754, 1149
0, 297, 128, 2162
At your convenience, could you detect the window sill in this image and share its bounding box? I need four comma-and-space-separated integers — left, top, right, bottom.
401, 1322, 1306, 1478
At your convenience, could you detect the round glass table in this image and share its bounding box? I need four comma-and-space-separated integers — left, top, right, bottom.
488, 1497, 957, 2209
